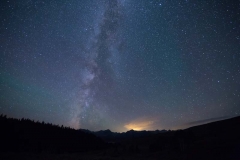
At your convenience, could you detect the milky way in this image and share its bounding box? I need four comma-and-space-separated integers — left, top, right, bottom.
70, 0, 125, 130
0, 0, 240, 132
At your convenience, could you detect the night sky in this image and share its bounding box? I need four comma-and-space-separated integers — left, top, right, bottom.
0, 0, 240, 132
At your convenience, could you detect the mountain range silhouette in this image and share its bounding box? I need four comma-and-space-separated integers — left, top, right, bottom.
0, 114, 239, 159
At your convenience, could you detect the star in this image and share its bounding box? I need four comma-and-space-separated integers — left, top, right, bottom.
0, 0, 239, 132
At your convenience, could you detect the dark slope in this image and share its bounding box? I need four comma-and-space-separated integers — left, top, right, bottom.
115, 116, 240, 159
0, 115, 239, 159
187, 116, 240, 136
0, 115, 106, 153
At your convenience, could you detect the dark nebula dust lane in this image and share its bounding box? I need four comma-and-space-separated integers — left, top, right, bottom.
0, 0, 240, 132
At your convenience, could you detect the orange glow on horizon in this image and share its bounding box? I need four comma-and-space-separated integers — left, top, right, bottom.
124, 120, 154, 131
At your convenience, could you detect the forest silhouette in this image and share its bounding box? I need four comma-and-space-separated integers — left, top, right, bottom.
0, 115, 106, 153
0, 115, 240, 159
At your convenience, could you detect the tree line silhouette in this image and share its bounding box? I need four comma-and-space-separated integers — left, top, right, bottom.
0, 115, 106, 153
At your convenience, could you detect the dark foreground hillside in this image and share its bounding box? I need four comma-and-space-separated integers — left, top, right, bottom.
0, 115, 106, 154
0, 115, 240, 160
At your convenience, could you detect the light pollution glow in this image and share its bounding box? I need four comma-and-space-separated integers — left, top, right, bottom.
124, 118, 156, 131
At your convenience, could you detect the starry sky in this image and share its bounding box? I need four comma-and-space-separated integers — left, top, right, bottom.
0, 0, 240, 132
